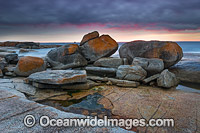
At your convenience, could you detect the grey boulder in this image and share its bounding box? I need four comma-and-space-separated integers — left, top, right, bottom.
132, 57, 164, 75
157, 69, 179, 88
116, 65, 147, 81
46, 44, 87, 69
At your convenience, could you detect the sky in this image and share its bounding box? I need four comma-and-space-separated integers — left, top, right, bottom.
0, 0, 200, 42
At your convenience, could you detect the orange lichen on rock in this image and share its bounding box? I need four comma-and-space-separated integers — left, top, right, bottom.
80, 31, 99, 46
67, 44, 79, 55
18, 56, 44, 72
87, 35, 118, 54
56, 74, 86, 84
160, 42, 183, 56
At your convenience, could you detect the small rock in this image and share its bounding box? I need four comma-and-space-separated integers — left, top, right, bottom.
116, 65, 147, 81
5, 72, 16, 77
14, 56, 46, 76
46, 44, 87, 69
143, 74, 160, 84
157, 69, 179, 88
27, 70, 87, 85
80, 31, 99, 46
85, 67, 117, 77
94, 57, 128, 68
132, 57, 164, 75
80, 33, 118, 62
4, 53, 18, 64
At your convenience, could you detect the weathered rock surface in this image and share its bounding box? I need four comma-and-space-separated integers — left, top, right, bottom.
80, 33, 118, 62
116, 65, 147, 81
27, 70, 87, 85
46, 44, 87, 69
4, 53, 18, 64
119, 41, 183, 68
80, 31, 99, 45
0, 86, 129, 133
132, 57, 164, 75
87, 76, 140, 88
169, 61, 200, 84
157, 69, 179, 88
94, 57, 128, 68
85, 66, 117, 77
14, 56, 46, 76
97, 85, 200, 132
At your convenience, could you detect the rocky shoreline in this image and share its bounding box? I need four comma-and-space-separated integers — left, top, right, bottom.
0, 31, 200, 132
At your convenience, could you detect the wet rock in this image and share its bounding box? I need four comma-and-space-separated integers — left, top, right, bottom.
143, 74, 160, 84
4, 53, 18, 64
80, 34, 118, 62
80, 31, 99, 45
157, 69, 179, 88
85, 67, 117, 77
132, 57, 164, 75
14, 56, 46, 76
64, 93, 112, 117
94, 57, 128, 68
169, 61, 200, 84
46, 44, 87, 70
27, 70, 87, 85
116, 65, 147, 81
119, 41, 183, 68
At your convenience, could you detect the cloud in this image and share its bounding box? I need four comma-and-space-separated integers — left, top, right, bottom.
0, 0, 200, 33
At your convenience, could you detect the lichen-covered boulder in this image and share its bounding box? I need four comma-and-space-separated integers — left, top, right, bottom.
80, 32, 118, 63
80, 31, 99, 46
46, 44, 87, 69
119, 41, 183, 68
14, 56, 46, 76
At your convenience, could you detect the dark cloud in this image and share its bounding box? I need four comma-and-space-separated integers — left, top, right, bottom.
0, 0, 200, 31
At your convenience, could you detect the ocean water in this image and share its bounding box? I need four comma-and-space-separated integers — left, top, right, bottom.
18, 41, 200, 58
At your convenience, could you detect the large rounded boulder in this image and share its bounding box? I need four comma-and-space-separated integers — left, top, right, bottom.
80, 31, 118, 63
46, 44, 87, 69
14, 56, 46, 76
119, 41, 183, 68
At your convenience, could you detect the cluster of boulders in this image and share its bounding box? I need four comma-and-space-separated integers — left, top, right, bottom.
0, 31, 183, 90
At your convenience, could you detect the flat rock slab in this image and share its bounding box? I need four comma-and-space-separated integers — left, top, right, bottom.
97, 85, 200, 132
27, 70, 87, 85
0, 87, 131, 132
